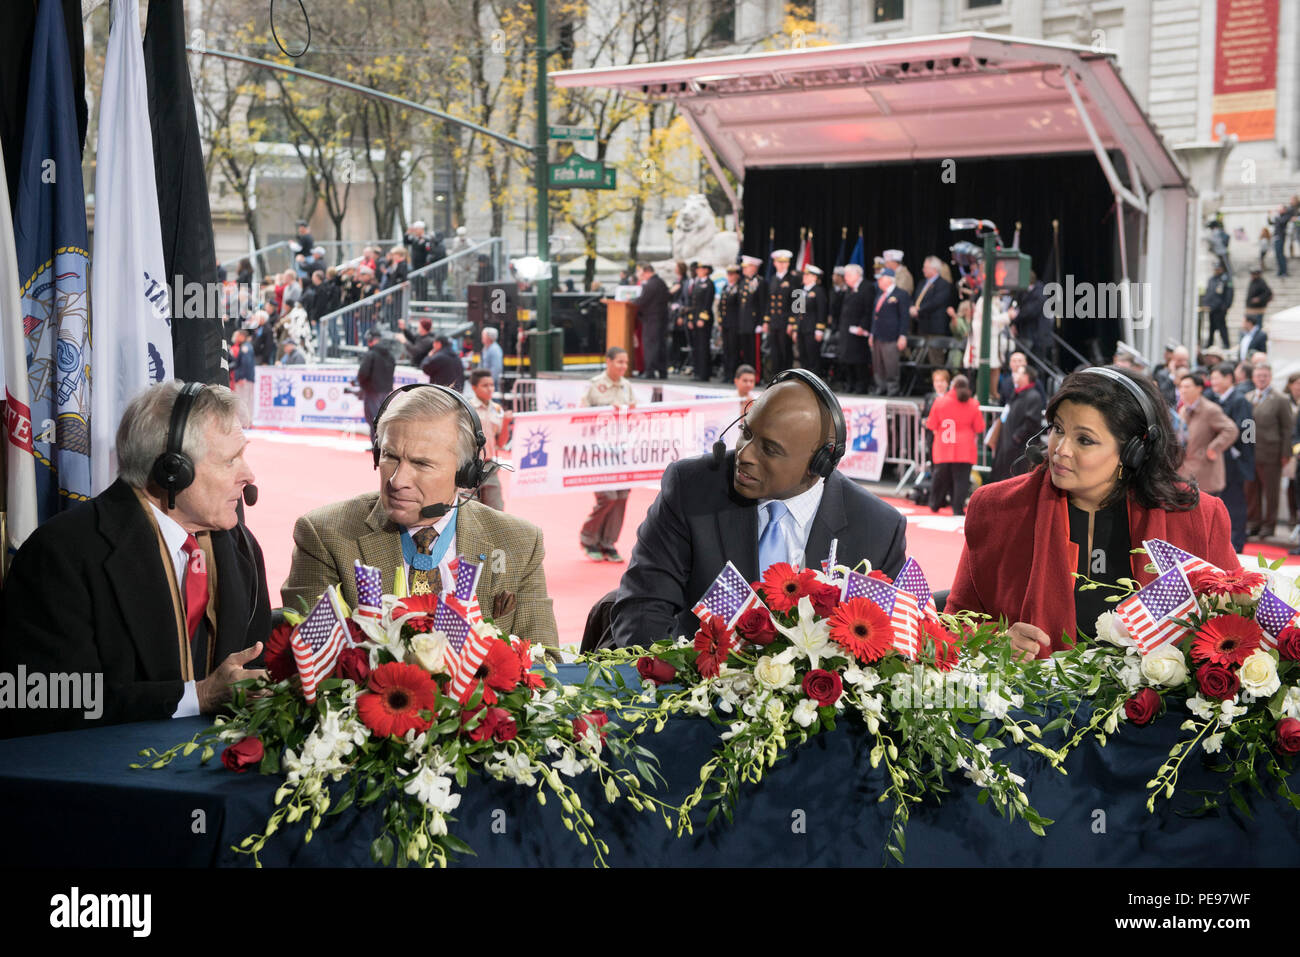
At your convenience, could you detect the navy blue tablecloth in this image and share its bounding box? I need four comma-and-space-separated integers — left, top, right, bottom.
1, 666, 1296, 866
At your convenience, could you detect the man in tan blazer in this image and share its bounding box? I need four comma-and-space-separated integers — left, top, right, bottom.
1245, 362, 1295, 539
281, 386, 559, 648
1176, 372, 1239, 495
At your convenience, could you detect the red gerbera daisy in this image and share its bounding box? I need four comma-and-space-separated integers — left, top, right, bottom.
357, 662, 438, 738
393, 594, 439, 634
868, 569, 893, 583
1188, 568, 1267, 603
694, 615, 735, 678
920, 617, 962, 672
511, 638, 546, 690
460, 639, 525, 705
759, 562, 818, 613
828, 597, 895, 663
1191, 614, 1263, 666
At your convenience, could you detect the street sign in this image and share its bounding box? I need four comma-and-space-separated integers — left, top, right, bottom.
549, 125, 595, 141
548, 154, 616, 190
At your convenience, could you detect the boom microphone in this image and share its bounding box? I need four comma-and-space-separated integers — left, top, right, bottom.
242, 484, 259, 506
711, 413, 747, 469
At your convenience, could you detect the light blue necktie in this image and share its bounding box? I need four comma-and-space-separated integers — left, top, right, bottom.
758, 501, 790, 574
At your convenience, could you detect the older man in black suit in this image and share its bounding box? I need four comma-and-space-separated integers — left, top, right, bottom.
634, 262, 671, 379
608, 373, 907, 648
1, 382, 271, 737
839, 263, 874, 394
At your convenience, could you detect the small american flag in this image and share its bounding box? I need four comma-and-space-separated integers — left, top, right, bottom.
1143, 538, 1219, 577
693, 561, 763, 628
447, 620, 497, 703
444, 555, 484, 625
353, 561, 384, 621
842, 570, 921, 658
1116, 565, 1197, 655
894, 557, 934, 611
1254, 588, 1296, 651
290, 586, 351, 703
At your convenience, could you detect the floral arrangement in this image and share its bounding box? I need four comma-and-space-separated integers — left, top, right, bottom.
1028, 540, 1300, 815
135, 560, 676, 867
587, 557, 1053, 863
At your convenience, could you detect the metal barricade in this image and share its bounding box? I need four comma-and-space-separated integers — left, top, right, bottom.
509, 378, 538, 414
883, 400, 926, 494
975, 404, 1006, 474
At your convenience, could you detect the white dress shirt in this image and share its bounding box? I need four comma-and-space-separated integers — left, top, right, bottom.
147, 503, 200, 719
756, 479, 826, 570
403, 507, 459, 595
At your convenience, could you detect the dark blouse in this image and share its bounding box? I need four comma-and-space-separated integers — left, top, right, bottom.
1068, 498, 1131, 639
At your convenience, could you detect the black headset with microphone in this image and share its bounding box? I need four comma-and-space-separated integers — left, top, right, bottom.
1024, 365, 1163, 471
370, 382, 497, 519
711, 368, 847, 478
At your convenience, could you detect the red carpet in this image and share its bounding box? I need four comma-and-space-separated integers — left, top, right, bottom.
244, 430, 1300, 645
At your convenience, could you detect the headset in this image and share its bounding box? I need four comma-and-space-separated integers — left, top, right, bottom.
151, 382, 205, 509
1078, 365, 1163, 472
370, 383, 493, 514
712, 368, 847, 478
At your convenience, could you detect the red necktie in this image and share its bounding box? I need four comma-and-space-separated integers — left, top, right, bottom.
181, 535, 209, 640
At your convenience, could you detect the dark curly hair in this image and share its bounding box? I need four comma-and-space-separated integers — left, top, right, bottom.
1044, 365, 1198, 512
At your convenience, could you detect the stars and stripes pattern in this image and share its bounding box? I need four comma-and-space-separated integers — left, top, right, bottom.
447, 620, 497, 703
1143, 538, 1219, 577
842, 570, 922, 658
444, 556, 484, 626
894, 558, 934, 612
290, 586, 351, 703
693, 561, 764, 628
1115, 565, 1197, 655
1254, 588, 1297, 651
353, 561, 384, 621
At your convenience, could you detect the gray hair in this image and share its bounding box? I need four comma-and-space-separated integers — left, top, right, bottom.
482, 326, 499, 343
924, 255, 943, 270
376, 386, 478, 476
117, 381, 245, 488
844, 264, 864, 279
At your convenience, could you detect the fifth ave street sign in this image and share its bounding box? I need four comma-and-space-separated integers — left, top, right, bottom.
548, 154, 616, 190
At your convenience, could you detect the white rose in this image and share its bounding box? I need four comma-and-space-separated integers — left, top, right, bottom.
754, 655, 796, 690
1238, 651, 1281, 698
410, 633, 450, 675
791, 698, 819, 728
1139, 645, 1189, 688
1094, 612, 1136, 648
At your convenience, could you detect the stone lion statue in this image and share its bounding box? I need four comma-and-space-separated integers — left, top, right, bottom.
652, 194, 739, 280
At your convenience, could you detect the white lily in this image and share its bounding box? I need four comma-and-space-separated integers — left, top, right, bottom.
772, 596, 835, 669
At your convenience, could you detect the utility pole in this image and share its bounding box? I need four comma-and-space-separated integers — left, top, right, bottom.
533, 0, 554, 371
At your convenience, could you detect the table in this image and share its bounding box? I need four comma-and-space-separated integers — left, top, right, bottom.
1, 667, 1296, 866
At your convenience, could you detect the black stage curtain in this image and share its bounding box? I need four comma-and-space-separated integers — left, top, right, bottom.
741, 154, 1121, 361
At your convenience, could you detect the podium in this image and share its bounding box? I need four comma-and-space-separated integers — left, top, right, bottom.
603, 299, 643, 373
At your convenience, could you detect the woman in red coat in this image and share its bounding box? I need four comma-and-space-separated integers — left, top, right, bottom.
946, 366, 1241, 660
925, 374, 984, 515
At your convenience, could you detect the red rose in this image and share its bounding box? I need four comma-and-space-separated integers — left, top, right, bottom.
1196, 662, 1241, 701
335, 646, 371, 684
264, 622, 297, 683
462, 706, 518, 743
1123, 688, 1161, 727
807, 581, 841, 619
1277, 627, 1300, 663
636, 656, 678, 686
573, 710, 609, 743
1276, 717, 1300, 756
736, 606, 777, 646
801, 669, 843, 707
346, 619, 367, 645
220, 736, 264, 772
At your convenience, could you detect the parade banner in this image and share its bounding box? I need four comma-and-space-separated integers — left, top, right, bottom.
836, 396, 888, 483
658, 383, 739, 404
1212, 0, 1279, 142
510, 399, 740, 497
251, 365, 423, 429
509, 394, 888, 496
